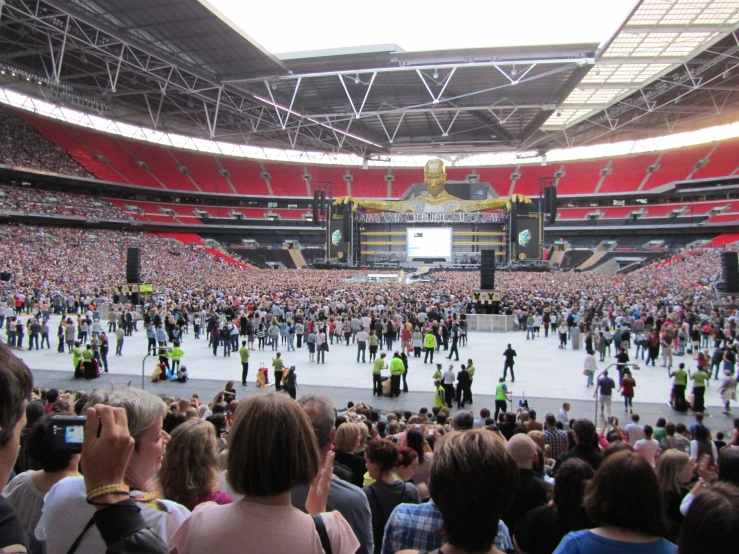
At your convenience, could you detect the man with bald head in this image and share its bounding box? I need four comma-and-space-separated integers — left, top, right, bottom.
502, 433, 552, 531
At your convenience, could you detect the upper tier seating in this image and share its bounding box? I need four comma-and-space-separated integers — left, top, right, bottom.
217, 157, 270, 195
64, 127, 162, 188
264, 163, 308, 196
642, 146, 712, 190
692, 140, 739, 179
556, 161, 605, 195
9, 110, 739, 200
307, 166, 349, 197
346, 168, 388, 198
598, 154, 657, 193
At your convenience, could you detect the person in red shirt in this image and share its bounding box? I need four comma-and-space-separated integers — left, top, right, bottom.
619, 368, 636, 414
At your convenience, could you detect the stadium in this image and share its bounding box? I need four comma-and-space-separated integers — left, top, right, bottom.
1, 1, 739, 552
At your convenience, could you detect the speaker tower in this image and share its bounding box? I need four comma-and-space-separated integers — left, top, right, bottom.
126, 248, 141, 284
722, 251, 739, 293
480, 250, 496, 290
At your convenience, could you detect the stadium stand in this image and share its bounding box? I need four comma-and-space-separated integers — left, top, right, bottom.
217, 157, 270, 195
512, 165, 558, 196
346, 168, 388, 198
556, 161, 605, 195
597, 154, 656, 193
172, 150, 234, 194
473, 167, 516, 197
641, 146, 713, 190
121, 140, 200, 192
307, 165, 349, 197
388, 168, 419, 197
264, 163, 307, 196
692, 139, 739, 179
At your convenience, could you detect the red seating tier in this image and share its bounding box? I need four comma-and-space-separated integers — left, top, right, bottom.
693, 140, 739, 179
218, 157, 269, 195
705, 213, 739, 224
598, 154, 656, 193
473, 167, 515, 197
22, 115, 124, 183
512, 165, 558, 196
598, 207, 643, 218
307, 166, 349, 197
643, 204, 681, 217
642, 146, 712, 190
556, 161, 605, 195
121, 140, 199, 192
389, 169, 421, 197
347, 168, 388, 198
557, 207, 599, 220
66, 127, 162, 188
264, 163, 308, 196
172, 150, 233, 193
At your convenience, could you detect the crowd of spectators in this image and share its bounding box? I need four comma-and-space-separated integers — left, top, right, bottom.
0, 185, 132, 220
3, 352, 739, 554
0, 108, 93, 178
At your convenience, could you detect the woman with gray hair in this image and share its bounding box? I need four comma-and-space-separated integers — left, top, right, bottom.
35, 388, 190, 554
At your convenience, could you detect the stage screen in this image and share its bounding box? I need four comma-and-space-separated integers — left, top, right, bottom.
406, 227, 452, 258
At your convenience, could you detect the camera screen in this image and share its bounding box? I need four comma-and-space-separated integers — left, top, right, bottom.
65, 425, 84, 444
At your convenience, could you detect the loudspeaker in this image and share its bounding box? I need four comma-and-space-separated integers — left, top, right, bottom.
319, 191, 326, 216
126, 248, 141, 284
545, 187, 557, 225
508, 202, 517, 250
343, 203, 352, 243
480, 250, 496, 290
722, 251, 739, 292
313, 191, 320, 225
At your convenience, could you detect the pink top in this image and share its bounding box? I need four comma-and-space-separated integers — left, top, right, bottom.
173, 500, 359, 554
181, 490, 234, 511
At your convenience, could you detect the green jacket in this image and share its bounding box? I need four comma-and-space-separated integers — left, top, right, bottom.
373, 358, 386, 375
390, 357, 404, 376
169, 347, 184, 361
239, 347, 250, 363
424, 333, 436, 349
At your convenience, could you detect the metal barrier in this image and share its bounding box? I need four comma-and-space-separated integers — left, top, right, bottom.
465, 314, 519, 332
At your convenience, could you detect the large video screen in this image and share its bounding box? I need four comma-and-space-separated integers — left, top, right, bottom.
406, 227, 452, 258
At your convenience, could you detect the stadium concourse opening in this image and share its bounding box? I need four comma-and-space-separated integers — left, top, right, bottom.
2, 1, 739, 553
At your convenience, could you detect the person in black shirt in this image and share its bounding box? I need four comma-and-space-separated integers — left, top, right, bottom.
503, 344, 517, 382
616, 346, 630, 382
456, 365, 471, 409
503, 434, 552, 532
555, 419, 603, 473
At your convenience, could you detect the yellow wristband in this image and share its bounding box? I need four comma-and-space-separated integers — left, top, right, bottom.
87, 484, 130, 500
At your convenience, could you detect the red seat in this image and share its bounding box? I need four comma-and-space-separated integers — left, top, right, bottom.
389, 169, 420, 197
642, 146, 712, 190
556, 161, 604, 195
218, 157, 270, 195
598, 155, 657, 193
473, 167, 515, 197
556, 207, 598, 220
693, 140, 739, 179
512, 166, 558, 196
23, 115, 124, 183
705, 213, 739, 224
347, 168, 388, 198
121, 140, 199, 192
172, 150, 233, 194
307, 166, 349, 197
66, 127, 162, 188
263, 163, 308, 196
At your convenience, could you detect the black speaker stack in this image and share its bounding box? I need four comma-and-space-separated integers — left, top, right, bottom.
343, 201, 352, 242
480, 250, 496, 289
545, 186, 557, 225
722, 251, 739, 293
126, 248, 141, 284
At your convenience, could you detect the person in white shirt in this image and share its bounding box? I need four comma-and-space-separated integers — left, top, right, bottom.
583, 349, 598, 387
625, 414, 645, 445
556, 403, 570, 426
356, 330, 369, 363
361, 315, 371, 332
442, 365, 455, 409
634, 425, 660, 467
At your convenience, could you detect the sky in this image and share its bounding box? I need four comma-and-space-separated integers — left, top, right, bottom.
205, 0, 637, 57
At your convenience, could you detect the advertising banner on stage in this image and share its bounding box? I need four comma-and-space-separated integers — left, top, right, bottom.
327, 213, 350, 262
512, 213, 543, 261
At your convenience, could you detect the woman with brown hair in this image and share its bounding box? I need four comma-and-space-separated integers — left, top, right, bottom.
553, 451, 675, 554
677, 482, 739, 554
172, 392, 359, 554
656, 450, 693, 542
160, 418, 234, 510
363, 439, 420, 554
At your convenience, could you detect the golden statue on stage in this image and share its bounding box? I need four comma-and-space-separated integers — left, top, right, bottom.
333, 159, 530, 213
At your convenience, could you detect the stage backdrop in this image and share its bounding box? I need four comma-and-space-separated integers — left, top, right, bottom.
327, 209, 350, 262
511, 212, 543, 261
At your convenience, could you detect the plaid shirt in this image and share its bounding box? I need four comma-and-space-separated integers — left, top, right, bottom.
544, 427, 570, 459
381, 500, 513, 554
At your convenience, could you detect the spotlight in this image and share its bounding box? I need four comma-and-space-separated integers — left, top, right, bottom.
511, 65, 517, 76
354, 74, 360, 84
433, 68, 438, 79
556, 110, 562, 117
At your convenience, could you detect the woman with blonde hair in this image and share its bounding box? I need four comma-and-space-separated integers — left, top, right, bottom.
172, 393, 359, 554
160, 418, 234, 510
334, 422, 367, 488
656, 449, 694, 542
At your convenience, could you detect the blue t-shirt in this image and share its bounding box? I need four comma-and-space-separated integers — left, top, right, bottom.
597, 377, 616, 396
554, 530, 676, 554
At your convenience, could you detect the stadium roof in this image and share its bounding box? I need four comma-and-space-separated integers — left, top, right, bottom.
0, 0, 738, 159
